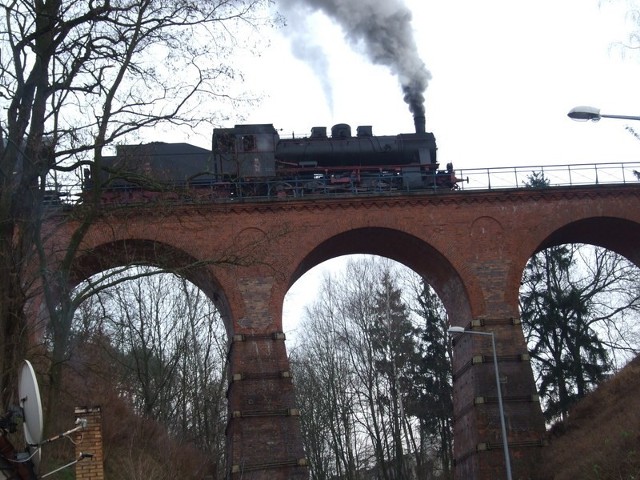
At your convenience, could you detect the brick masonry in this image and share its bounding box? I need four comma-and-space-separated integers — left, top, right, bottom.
74, 406, 104, 480
42, 185, 640, 479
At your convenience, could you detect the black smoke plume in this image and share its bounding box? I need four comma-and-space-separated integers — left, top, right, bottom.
278, 0, 431, 117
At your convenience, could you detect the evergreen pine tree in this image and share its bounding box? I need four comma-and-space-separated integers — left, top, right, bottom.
521, 245, 611, 421
407, 280, 453, 477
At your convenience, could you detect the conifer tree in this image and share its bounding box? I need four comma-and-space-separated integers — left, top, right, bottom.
407, 280, 453, 477
369, 271, 418, 480
519, 244, 640, 421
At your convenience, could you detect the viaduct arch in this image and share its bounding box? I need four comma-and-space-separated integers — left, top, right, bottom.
42, 184, 640, 479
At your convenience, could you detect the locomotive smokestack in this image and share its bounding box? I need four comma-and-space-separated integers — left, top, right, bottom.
414, 114, 426, 134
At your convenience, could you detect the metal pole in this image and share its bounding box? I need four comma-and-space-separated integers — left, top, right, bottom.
600, 114, 640, 121
448, 327, 514, 479
490, 332, 513, 480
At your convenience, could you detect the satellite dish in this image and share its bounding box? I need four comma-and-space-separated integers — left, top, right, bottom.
18, 360, 43, 469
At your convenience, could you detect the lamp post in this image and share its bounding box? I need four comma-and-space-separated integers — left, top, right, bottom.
448, 326, 513, 480
567, 106, 640, 122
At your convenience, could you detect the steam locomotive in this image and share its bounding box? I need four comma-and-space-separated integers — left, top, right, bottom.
88, 115, 459, 203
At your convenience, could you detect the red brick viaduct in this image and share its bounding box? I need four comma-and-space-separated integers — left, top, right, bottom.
44, 184, 640, 479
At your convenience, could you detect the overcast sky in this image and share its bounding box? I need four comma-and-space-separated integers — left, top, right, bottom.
238, 0, 640, 170
264, 0, 640, 338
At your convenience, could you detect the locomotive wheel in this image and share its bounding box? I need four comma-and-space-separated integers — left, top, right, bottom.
361, 178, 391, 192
303, 180, 326, 195
374, 180, 392, 191
274, 182, 295, 197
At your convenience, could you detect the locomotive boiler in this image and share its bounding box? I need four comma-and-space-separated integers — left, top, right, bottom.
88, 115, 459, 202
211, 115, 455, 195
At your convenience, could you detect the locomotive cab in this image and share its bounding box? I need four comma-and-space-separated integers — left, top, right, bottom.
212, 124, 279, 179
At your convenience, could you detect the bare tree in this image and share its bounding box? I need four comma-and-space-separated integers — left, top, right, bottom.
292, 257, 451, 479
336, 260, 388, 479
292, 274, 364, 480
72, 269, 228, 477
606, 0, 640, 55
0, 0, 271, 413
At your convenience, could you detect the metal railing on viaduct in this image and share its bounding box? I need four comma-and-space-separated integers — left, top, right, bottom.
45, 161, 640, 206
456, 162, 640, 191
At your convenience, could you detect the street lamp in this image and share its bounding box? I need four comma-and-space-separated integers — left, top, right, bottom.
567, 106, 640, 122
448, 326, 513, 480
